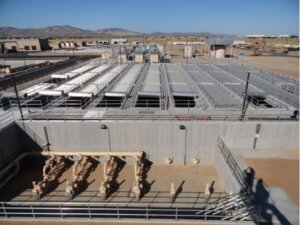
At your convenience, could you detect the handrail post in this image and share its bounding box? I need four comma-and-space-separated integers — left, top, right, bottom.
117, 205, 120, 219
59, 204, 63, 218
146, 206, 149, 220
88, 205, 91, 219
31, 204, 35, 219
1, 202, 7, 218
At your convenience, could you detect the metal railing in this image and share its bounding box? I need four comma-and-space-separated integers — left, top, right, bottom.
216, 138, 261, 223
23, 108, 297, 121
0, 201, 259, 221
217, 137, 247, 190
15, 120, 47, 150
0, 110, 15, 130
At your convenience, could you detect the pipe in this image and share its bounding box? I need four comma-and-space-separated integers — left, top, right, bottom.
41, 151, 144, 158
0, 151, 143, 190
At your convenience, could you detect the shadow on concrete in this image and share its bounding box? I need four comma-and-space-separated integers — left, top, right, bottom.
39, 158, 73, 198
103, 157, 126, 199
140, 158, 153, 198
16, 122, 45, 152
76, 159, 98, 196
176, 180, 185, 197
243, 167, 292, 225
0, 156, 44, 201
141, 179, 155, 199
253, 179, 292, 225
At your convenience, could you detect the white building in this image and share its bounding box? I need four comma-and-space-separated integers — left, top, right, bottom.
111, 38, 127, 45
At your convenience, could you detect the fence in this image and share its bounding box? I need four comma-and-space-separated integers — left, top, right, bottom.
0, 201, 258, 221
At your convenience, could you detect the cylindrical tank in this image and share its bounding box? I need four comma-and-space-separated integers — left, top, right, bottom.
65, 42, 70, 48
210, 45, 226, 58
157, 44, 164, 54
70, 42, 75, 48
184, 46, 193, 58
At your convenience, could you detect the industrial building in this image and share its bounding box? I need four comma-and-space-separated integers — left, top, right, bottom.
206, 37, 233, 58
0, 38, 51, 53
111, 38, 127, 44
0, 59, 298, 224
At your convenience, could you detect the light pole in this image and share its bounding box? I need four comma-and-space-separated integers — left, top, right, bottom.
241, 72, 250, 121
179, 125, 187, 165
0, 74, 24, 120
11, 74, 24, 120
101, 124, 111, 152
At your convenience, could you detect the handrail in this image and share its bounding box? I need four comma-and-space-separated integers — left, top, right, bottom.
217, 137, 247, 190
0, 110, 15, 130
0, 201, 259, 221
15, 120, 47, 149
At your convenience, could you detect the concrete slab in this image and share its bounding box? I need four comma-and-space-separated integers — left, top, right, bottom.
260, 187, 299, 225
0, 161, 226, 208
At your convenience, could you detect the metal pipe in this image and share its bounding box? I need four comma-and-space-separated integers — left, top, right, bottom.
11, 74, 23, 120
41, 151, 143, 157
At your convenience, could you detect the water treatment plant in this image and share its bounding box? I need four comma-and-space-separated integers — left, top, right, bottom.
0, 51, 298, 224
0, 1, 299, 224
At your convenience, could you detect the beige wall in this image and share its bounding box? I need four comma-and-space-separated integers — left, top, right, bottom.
101, 51, 112, 59
16, 39, 41, 51
150, 54, 159, 63
3, 42, 18, 51
135, 54, 144, 63
118, 54, 127, 63
1, 39, 41, 51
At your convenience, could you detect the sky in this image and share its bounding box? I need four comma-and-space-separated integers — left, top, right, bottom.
0, 0, 298, 35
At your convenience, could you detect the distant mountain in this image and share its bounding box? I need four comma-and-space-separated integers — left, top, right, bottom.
95, 28, 145, 37
0, 25, 220, 38
149, 32, 218, 37
0, 25, 144, 38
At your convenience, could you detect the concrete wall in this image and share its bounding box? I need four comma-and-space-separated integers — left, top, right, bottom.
0, 124, 21, 168
22, 120, 299, 165
0, 122, 45, 169
213, 150, 241, 194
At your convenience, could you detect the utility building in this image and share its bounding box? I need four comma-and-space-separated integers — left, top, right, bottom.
0, 38, 50, 52
206, 37, 233, 58
149, 46, 160, 63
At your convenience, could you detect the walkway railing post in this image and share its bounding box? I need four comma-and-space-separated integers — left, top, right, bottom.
31, 205, 35, 218
146, 206, 149, 220
88, 205, 91, 219
117, 205, 120, 219
1, 202, 7, 218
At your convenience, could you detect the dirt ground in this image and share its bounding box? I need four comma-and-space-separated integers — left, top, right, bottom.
245, 158, 299, 205
235, 56, 299, 79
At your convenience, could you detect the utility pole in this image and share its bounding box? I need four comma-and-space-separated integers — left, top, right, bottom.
241, 72, 250, 120
11, 74, 24, 120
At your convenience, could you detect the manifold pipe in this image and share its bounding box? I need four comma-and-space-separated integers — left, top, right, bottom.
0, 151, 144, 188
41, 151, 144, 158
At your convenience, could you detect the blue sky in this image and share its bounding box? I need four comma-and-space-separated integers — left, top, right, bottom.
0, 0, 298, 35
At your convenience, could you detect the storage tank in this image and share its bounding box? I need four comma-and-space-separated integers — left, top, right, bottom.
157, 44, 164, 54
184, 46, 193, 58
210, 45, 226, 58
70, 42, 75, 48
65, 42, 70, 48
